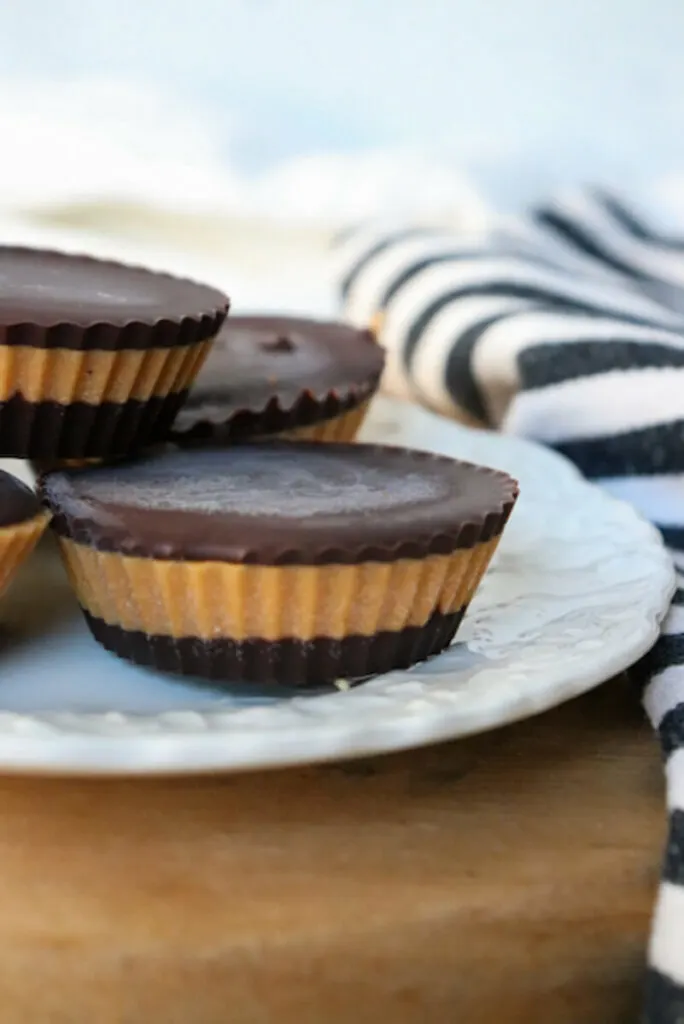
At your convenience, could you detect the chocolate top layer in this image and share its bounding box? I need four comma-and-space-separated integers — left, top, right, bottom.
172, 316, 384, 432
41, 444, 518, 565
0, 471, 41, 527
0, 247, 229, 341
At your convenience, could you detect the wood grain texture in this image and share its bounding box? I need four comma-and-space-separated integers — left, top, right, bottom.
0, 676, 664, 1023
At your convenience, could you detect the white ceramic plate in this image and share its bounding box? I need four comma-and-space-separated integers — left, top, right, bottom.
0, 395, 673, 776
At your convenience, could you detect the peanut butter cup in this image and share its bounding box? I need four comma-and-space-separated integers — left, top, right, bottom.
168, 316, 384, 445
0, 247, 229, 460
0, 472, 49, 599
41, 443, 518, 687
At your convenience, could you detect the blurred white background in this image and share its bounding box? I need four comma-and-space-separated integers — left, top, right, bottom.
0, 0, 681, 305
1, 1, 683, 213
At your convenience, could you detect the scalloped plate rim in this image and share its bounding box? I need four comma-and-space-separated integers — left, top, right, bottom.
0, 395, 673, 776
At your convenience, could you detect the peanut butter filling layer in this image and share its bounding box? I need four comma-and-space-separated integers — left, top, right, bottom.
274, 400, 371, 443
0, 341, 212, 405
0, 512, 49, 597
59, 538, 500, 642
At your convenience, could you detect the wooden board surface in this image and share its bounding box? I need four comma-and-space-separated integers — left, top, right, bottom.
0, 676, 664, 1023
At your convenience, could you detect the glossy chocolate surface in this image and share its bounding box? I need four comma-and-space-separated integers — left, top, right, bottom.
0, 247, 229, 341
41, 443, 518, 565
171, 316, 384, 438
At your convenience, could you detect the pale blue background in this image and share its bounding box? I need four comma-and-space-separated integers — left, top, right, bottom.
1, 0, 682, 206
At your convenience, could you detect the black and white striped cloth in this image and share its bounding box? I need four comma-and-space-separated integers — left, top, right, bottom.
333, 188, 684, 1024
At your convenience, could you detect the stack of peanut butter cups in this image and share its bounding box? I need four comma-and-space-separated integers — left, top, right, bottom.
0, 245, 517, 689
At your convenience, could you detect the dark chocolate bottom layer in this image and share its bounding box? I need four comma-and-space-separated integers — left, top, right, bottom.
83, 607, 466, 688
0, 391, 188, 459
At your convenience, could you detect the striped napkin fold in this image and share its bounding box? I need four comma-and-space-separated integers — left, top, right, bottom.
332, 188, 684, 1024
